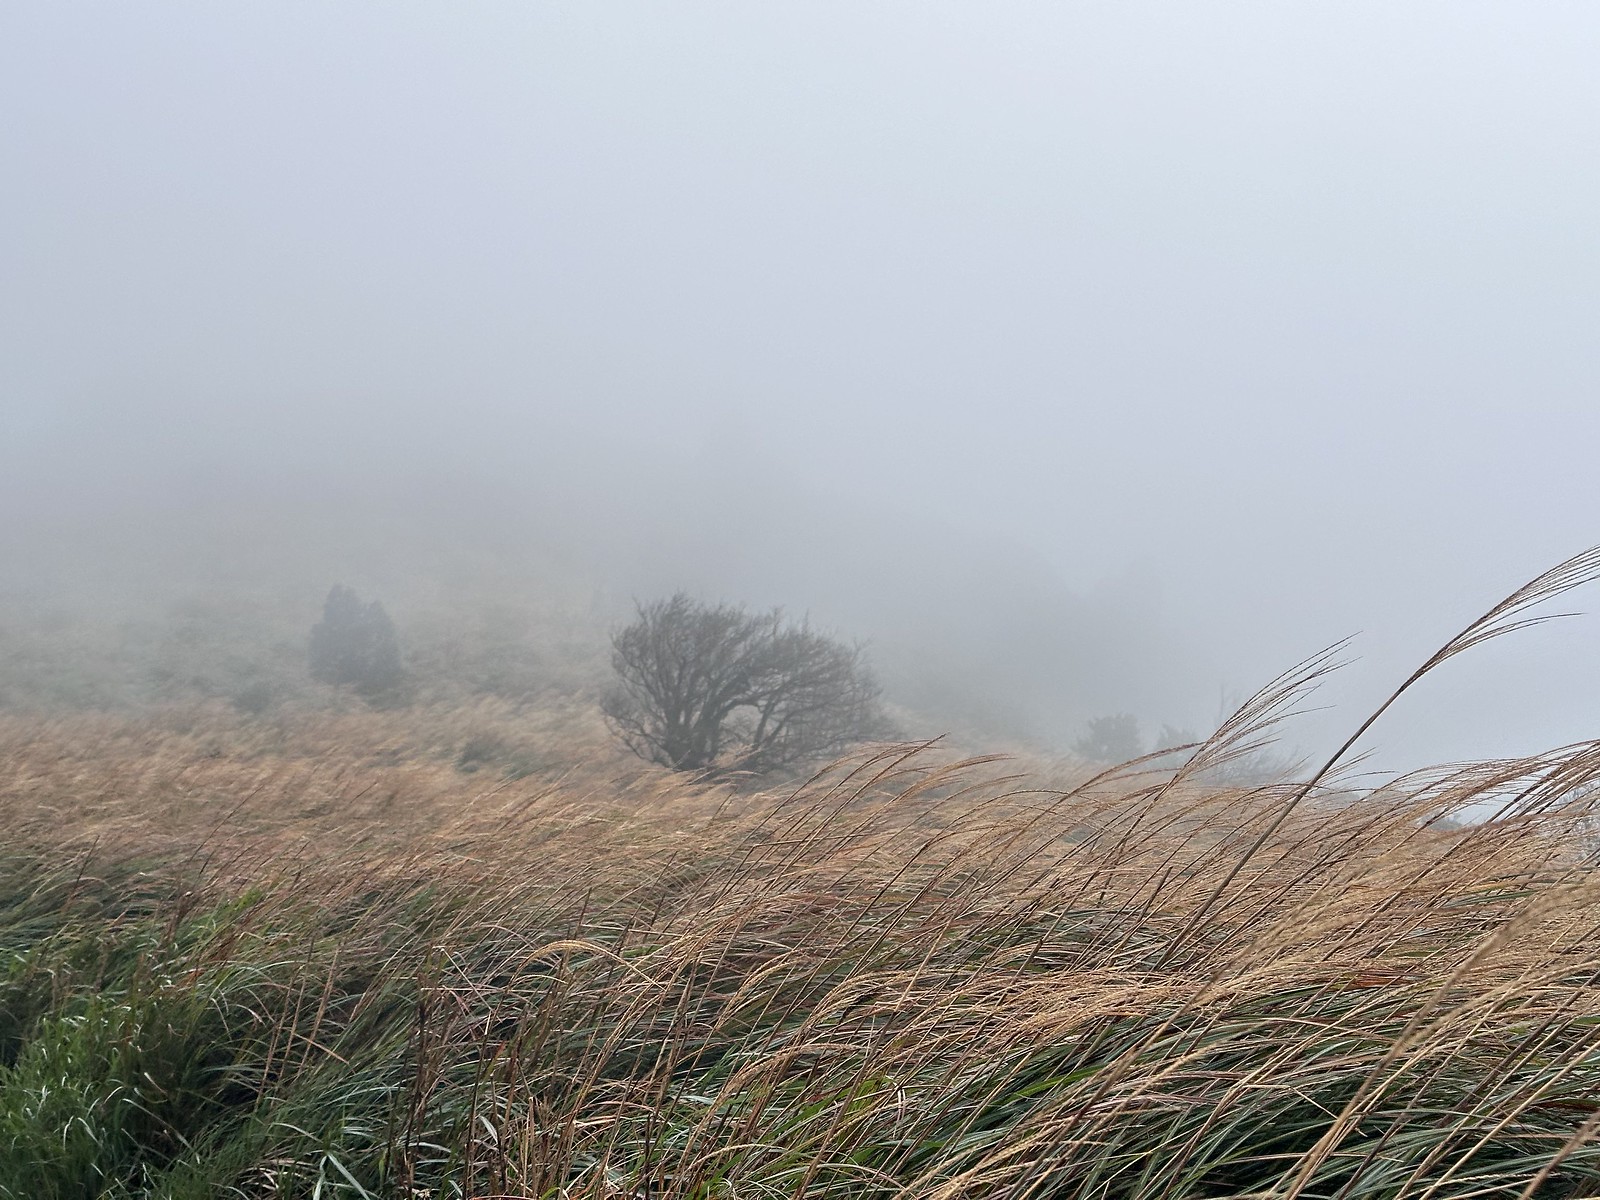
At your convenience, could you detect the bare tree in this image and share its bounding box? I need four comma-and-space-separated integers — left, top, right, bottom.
602, 593, 889, 775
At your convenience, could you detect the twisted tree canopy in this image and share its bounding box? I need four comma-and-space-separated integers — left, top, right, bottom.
602, 593, 889, 775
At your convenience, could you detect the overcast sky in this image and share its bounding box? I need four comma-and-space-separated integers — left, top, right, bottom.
4, 3, 1599, 767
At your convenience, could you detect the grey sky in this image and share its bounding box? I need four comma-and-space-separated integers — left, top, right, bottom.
4, 3, 1599, 766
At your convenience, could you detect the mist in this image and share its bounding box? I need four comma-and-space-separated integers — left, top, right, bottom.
5, 2, 1600, 768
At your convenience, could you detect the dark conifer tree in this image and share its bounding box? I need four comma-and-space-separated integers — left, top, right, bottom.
308, 585, 404, 696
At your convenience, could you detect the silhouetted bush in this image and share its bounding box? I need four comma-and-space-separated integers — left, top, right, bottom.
308, 585, 404, 697
228, 678, 277, 716
1073, 713, 1144, 763
603, 593, 889, 775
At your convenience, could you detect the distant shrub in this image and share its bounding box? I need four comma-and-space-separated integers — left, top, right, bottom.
453, 732, 547, 780
1073, 713, 1144, 763
307, 585, 404, 697
228, 678, 277, 717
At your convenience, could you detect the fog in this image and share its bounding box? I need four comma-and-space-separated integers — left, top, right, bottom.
5, 3, 1599, 767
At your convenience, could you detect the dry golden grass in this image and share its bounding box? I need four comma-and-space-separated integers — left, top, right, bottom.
5, 553, 1600, 1197
4, 692, 1600, 1198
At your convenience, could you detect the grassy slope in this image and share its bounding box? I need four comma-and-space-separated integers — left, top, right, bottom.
3, 701, 1600, 1199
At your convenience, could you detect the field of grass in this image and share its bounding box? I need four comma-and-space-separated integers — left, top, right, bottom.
3, 683, 1600, 1199
4, 556, 1600, 1199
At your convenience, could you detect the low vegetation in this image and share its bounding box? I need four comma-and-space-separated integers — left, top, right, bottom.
3, 556, 1600, 1196
2, 690, 1599, 1197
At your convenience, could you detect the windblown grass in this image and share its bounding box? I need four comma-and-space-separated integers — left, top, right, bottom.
5, 555, 1600, 1198
4, 711, 1599, 1199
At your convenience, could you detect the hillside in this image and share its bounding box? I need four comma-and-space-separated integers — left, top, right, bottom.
3, 670, 1600, 1196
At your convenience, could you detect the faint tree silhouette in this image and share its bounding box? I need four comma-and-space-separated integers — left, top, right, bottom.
308, 585, 404, 697
1073, 713, 1144, 763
